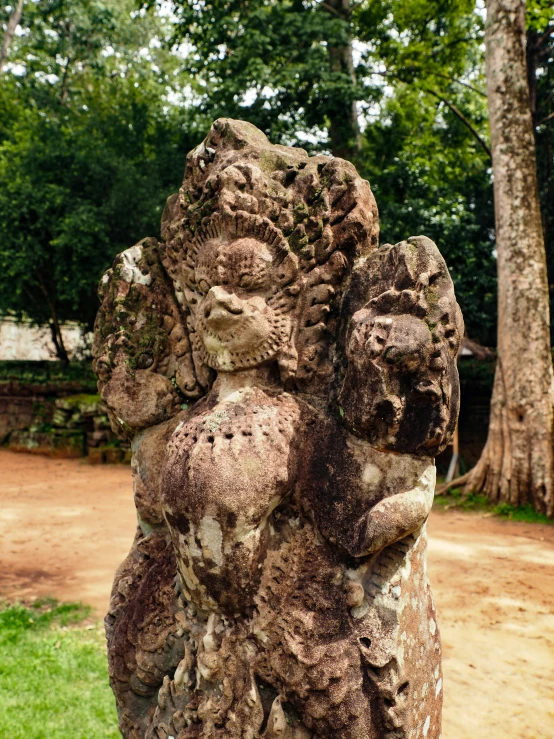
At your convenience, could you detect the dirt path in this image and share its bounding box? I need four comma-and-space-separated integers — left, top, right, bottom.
1, 449, 553, 738
428, 511, 554, 739
0, 450, 136, 613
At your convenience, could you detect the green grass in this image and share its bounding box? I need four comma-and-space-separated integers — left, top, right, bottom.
434, 487, 554, 525
0, 599, 119, 738
0, 360, 97, 389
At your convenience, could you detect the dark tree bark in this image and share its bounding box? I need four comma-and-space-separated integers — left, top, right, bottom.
323, 0, 361, 161
35, 273, 70, 364
49, 319, 70, 364
466, 0, 554, 516
0, 0, 24, 72
527, 24, 554, 129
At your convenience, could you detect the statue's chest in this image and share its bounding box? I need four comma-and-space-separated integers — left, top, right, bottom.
161, 390, 302, 612
163, 392, 299, 523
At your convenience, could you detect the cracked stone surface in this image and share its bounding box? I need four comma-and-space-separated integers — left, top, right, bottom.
92, 118, 463, 739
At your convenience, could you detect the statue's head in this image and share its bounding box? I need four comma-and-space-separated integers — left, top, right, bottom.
174, 212, 299, 375
336, 236, 464, 456
161, 118, 379, 393
194, 238, 286, 372
92, 119, 379, 434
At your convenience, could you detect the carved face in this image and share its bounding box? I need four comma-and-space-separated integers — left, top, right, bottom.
190, 237, 292, 372
364, 314, 433, 373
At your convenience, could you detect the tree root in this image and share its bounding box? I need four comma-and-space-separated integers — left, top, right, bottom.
434, 471, 472, 497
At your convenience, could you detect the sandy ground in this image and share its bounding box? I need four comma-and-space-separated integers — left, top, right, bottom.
0, 449, 553, 738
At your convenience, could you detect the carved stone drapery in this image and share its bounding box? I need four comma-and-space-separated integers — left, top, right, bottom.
93, 119, 462, 739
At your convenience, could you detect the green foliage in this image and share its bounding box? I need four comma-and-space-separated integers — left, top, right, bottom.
0, 600, 118, 738
0, 0, 198, 352
434, 488, 554, 525
148, 0, 361, 150
527, 0, 554, 32
0, 360, 97, 387
2, 0, 550, 349
361, 85, 496, 344
355, 0, 484, 89
351, 2, 497, 343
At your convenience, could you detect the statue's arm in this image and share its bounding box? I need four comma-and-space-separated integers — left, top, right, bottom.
302, 412, 437, 559
93, 238, 203, 728
315, 235, 463, 556
347, 463, 435, 557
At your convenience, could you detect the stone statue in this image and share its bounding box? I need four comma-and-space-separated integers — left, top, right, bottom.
93, 119, 463, 739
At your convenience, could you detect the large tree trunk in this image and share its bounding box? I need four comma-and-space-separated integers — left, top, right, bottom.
0, 0, 24, 72
466, 0, 554, 516
324, 0, 361, 161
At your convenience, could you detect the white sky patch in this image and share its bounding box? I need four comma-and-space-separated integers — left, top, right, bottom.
241, 88, 257, 107
352, 38, 367, 68
164, 82, 202, 108
296, 127, 327, 147
157, 0, 180, 21
240, 85, 277, 108
475, 0, 486, 20
5, 62, 25, 75
172, 40, 195, 61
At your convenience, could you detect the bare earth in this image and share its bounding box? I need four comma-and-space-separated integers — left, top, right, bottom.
0, 450, 553, 738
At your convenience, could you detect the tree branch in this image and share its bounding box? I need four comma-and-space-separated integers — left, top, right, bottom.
537, 110, 554, 126
0, 0, 24, 72
538, 23, 554, 46
368, 69, 491, 158
321, 2, 343, 18
59, 55, 72, 105
35, 271, 69, 363
425, 88, 492, 158
435, 471, 472, 496
370, 67, 486, 99
430, 71, 487, 98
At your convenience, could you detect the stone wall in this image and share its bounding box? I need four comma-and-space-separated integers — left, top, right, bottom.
0, 361, 129, 461
0, 318, 91, 360
0, 394, 38, 443
0, 380, 83, 444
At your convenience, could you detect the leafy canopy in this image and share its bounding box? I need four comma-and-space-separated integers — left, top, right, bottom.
0, 0, 198, 351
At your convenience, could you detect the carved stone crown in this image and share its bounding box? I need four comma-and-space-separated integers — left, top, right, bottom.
160, 118, 379, 395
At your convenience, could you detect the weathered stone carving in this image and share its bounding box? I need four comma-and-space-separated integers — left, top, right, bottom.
93, 119, 463, 739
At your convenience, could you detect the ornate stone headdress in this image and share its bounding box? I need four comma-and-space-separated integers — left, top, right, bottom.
160, 118, 380, 396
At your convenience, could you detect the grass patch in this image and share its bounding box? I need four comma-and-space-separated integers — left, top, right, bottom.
0, 360, 97, 390
434, 487, 554, 525
0, 599, 118, 738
